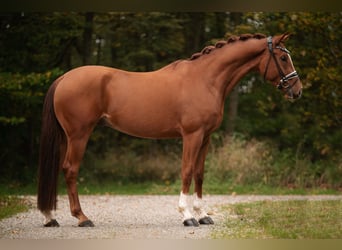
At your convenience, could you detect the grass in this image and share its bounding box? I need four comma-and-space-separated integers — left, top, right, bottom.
212, 199, 342, 239
0, 180, 340, 197
0, 178, 340, 197
0, 195, 29, 220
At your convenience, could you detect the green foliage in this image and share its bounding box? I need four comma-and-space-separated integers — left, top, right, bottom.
108, 12, 209, 71
0, 69, 63, 183
0, 12, 340, 190
237, 12, 342, 159
0, 13, 83, 72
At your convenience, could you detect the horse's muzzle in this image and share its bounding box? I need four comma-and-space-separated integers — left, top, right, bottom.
285, 87, 302, 102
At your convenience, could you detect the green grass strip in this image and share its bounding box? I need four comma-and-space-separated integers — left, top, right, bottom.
213, 200, 342, 239
0, 195, 29, 220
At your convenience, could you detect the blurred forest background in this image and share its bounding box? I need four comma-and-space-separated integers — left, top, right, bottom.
0, 12, 341, 191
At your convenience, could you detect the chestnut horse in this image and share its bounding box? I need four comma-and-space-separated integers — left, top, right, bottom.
38, 33, 302, 227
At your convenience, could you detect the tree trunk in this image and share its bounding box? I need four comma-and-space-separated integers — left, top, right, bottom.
82, 12, 94, 65
182, 13, 206, 55
225, 13, 243, 136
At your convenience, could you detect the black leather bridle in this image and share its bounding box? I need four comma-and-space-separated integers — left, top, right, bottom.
263, 36, 300, 92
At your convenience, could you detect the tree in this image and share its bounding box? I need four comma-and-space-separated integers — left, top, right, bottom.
1, 12, 340, 185
0, 12, 85, 72
0, 13, 84, 183
236, 12, 342, 158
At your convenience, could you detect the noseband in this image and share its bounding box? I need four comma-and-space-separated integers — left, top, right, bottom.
263, 36, 299, 91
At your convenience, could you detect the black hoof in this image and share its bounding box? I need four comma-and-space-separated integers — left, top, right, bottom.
183, 218, 199, 227
78, 220, 95, 227
44, 219, 60, 227
199, 216, 214, 225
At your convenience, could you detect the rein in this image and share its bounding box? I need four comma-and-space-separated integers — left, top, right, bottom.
263, 36, 299, 92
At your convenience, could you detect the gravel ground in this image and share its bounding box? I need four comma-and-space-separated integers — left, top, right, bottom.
0, 194, 341, 239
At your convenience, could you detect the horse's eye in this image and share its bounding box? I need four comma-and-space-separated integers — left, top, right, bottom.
280, 55, 287, 62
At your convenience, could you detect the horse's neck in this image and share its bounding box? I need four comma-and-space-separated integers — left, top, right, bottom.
196, 39, 266, 99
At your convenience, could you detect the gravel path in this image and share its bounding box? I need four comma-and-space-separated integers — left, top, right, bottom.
0, 194, 341, 239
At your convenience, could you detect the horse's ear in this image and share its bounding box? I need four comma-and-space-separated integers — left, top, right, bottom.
275, 32, 291, 45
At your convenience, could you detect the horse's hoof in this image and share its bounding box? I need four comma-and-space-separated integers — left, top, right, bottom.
44, 219, 60, 227
183, 218, 200, 227
78, 220, 95, 227
199, 216, 214, 225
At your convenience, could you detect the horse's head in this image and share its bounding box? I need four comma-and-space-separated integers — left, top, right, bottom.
260, 33, 302, 101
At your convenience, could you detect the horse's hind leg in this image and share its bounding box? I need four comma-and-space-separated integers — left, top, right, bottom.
63, 132, 94, 227
43, 211, 59, 227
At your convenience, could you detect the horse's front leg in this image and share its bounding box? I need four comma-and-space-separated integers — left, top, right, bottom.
193, 136, 214, 225
178, 131, 204, 227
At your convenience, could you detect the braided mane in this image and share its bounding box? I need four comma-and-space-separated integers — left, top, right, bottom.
189, 33, 267, 60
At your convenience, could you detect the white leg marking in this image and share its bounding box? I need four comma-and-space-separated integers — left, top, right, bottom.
43, 211, 55, 224
193, 193, 209, 219
178, 192, 194, 221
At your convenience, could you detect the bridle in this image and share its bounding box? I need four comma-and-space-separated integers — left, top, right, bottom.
263, 36, 299, 92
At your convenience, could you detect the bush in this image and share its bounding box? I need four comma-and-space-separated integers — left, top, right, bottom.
206, 134, 342, 189
206, 134, 273, 185
75, 132, 341, 190
80, 141, 181, 184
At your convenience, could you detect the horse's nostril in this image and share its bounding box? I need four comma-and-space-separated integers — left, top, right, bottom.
294, 89, 302, 99
298, 89, 302, 97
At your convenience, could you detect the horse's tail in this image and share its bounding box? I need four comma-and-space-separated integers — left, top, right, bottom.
37, 77, 66, 213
